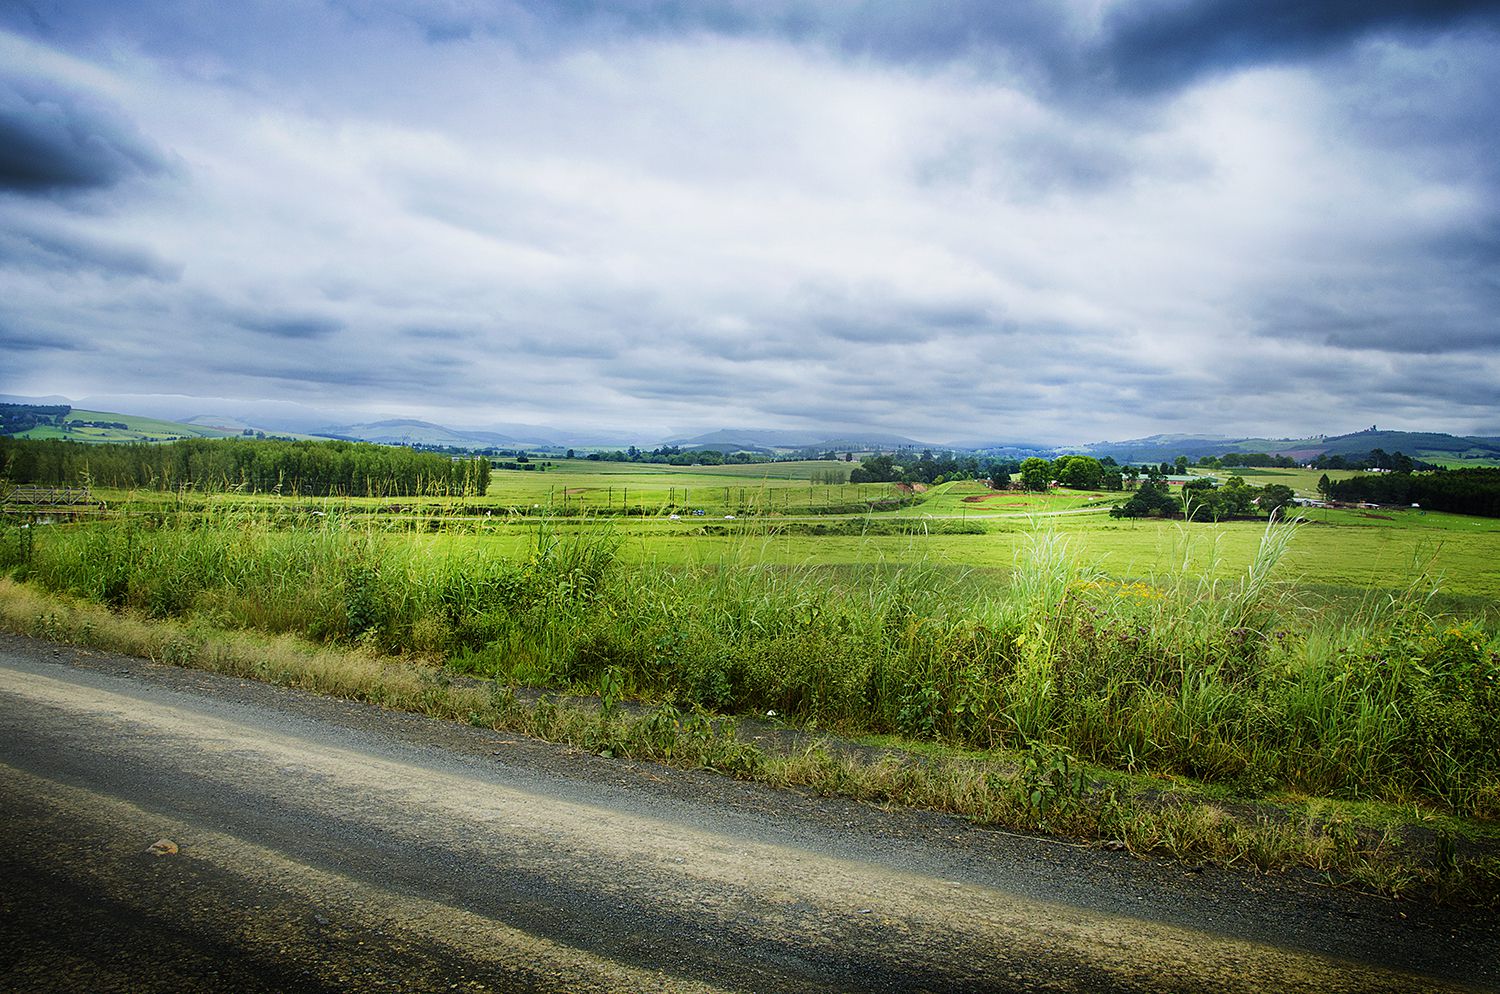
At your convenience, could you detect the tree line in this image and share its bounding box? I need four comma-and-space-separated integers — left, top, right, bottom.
1326, 468, 1500, 518
848, 451, 1015, 486
584, 445, 771, 466
0, 436, 491, 497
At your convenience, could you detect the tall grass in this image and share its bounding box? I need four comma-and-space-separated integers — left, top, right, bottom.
1, 504, 1496, 814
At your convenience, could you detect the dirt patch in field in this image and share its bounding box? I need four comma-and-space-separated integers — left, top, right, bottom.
1359, 512, 1395, 520
961, 494, 1003, 503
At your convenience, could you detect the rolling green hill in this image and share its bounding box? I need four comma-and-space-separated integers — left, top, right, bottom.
14, 409, 235, 443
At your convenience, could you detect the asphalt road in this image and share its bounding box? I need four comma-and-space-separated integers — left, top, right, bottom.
0, 634, 1495, 993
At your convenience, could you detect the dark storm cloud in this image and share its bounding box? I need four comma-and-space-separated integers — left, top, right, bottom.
0, 73, 164, 194
545, 1, 1076, 78
815, 310, 981, 347
233, 314, 345, 340
0, 317, 79, 352
1100, 0, 1500, 92
337, 1, 1500, 101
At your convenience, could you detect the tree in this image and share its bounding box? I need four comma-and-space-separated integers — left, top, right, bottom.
1258, 484, 1296, 517
1316, 473, 1332, 499
1218, 476, 1257, 516
1054, 455, 1104, 490
1174, 456, 1189, 474
1110, 479, 1182, 518
850, 453, 899, 484
1019, 457, 1051, 491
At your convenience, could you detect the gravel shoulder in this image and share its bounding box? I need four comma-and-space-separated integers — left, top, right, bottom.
2, 632, 1496, 993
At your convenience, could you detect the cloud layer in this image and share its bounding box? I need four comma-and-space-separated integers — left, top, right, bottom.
2, 1, 1498, 442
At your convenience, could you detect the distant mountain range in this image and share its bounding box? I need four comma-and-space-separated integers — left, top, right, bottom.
5, 394, 1498, 464
665, 428, 930, 453
308, 419, 643, 449
1046, 429, 1500, 465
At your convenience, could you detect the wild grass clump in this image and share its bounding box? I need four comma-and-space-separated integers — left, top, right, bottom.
2, 507, 1496, 814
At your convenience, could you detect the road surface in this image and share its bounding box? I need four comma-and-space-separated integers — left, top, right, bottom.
1, 633, 1494, 992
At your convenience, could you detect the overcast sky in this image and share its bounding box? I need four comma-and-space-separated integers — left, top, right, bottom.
2, 1, 1498, 444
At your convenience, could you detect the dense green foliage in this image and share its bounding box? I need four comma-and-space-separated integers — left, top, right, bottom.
1112, 476, 1293, 521
849, 450, 1011, 486
3, 510, 1495, 816
1219, 452, 1298, 468
0, 436, 490, 497
1328, 468, 1500, 518
0, 403, 70, 435
1109, 479, 1183, 518
1309, 448, 1427, 472
1018, 457, 1051, 491
586, 444, 767, 466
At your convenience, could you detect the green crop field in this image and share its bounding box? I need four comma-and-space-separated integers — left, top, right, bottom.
80, 459, 1500, 604
403, 508, 1497, 603
485, 459, 905, 515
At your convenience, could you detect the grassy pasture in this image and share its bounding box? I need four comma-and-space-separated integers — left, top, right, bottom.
891, 480, 1116, 517
1189, 466, 1364, 495
485, 462, 896, 515
416, 510, 1499, 604
82, 457, 1500, 603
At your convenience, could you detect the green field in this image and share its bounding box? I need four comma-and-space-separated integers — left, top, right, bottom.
485, 459, 895, 515
397, 509, 1496, 605
1186, 466, 1365, 495
78, 460, 1500, 606
472, 468, 1500, 603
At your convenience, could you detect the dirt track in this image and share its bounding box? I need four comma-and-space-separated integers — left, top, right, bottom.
1, 633, 1495, 992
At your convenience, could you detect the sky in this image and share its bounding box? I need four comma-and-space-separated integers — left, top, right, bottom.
2, 0, 1499, 445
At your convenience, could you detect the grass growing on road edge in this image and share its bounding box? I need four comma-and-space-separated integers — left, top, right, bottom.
3, 576, 1496, 908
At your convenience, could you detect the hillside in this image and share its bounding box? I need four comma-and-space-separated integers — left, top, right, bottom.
1041, 429, 1500, 466
315, 419, 526, 449
8, 406, 235, 443
669, 428, 929, 453
1308, 429, 1500, 465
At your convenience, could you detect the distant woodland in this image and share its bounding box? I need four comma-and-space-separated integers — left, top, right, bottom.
0, 403, 71, 435
1327, 468, 1500, 518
